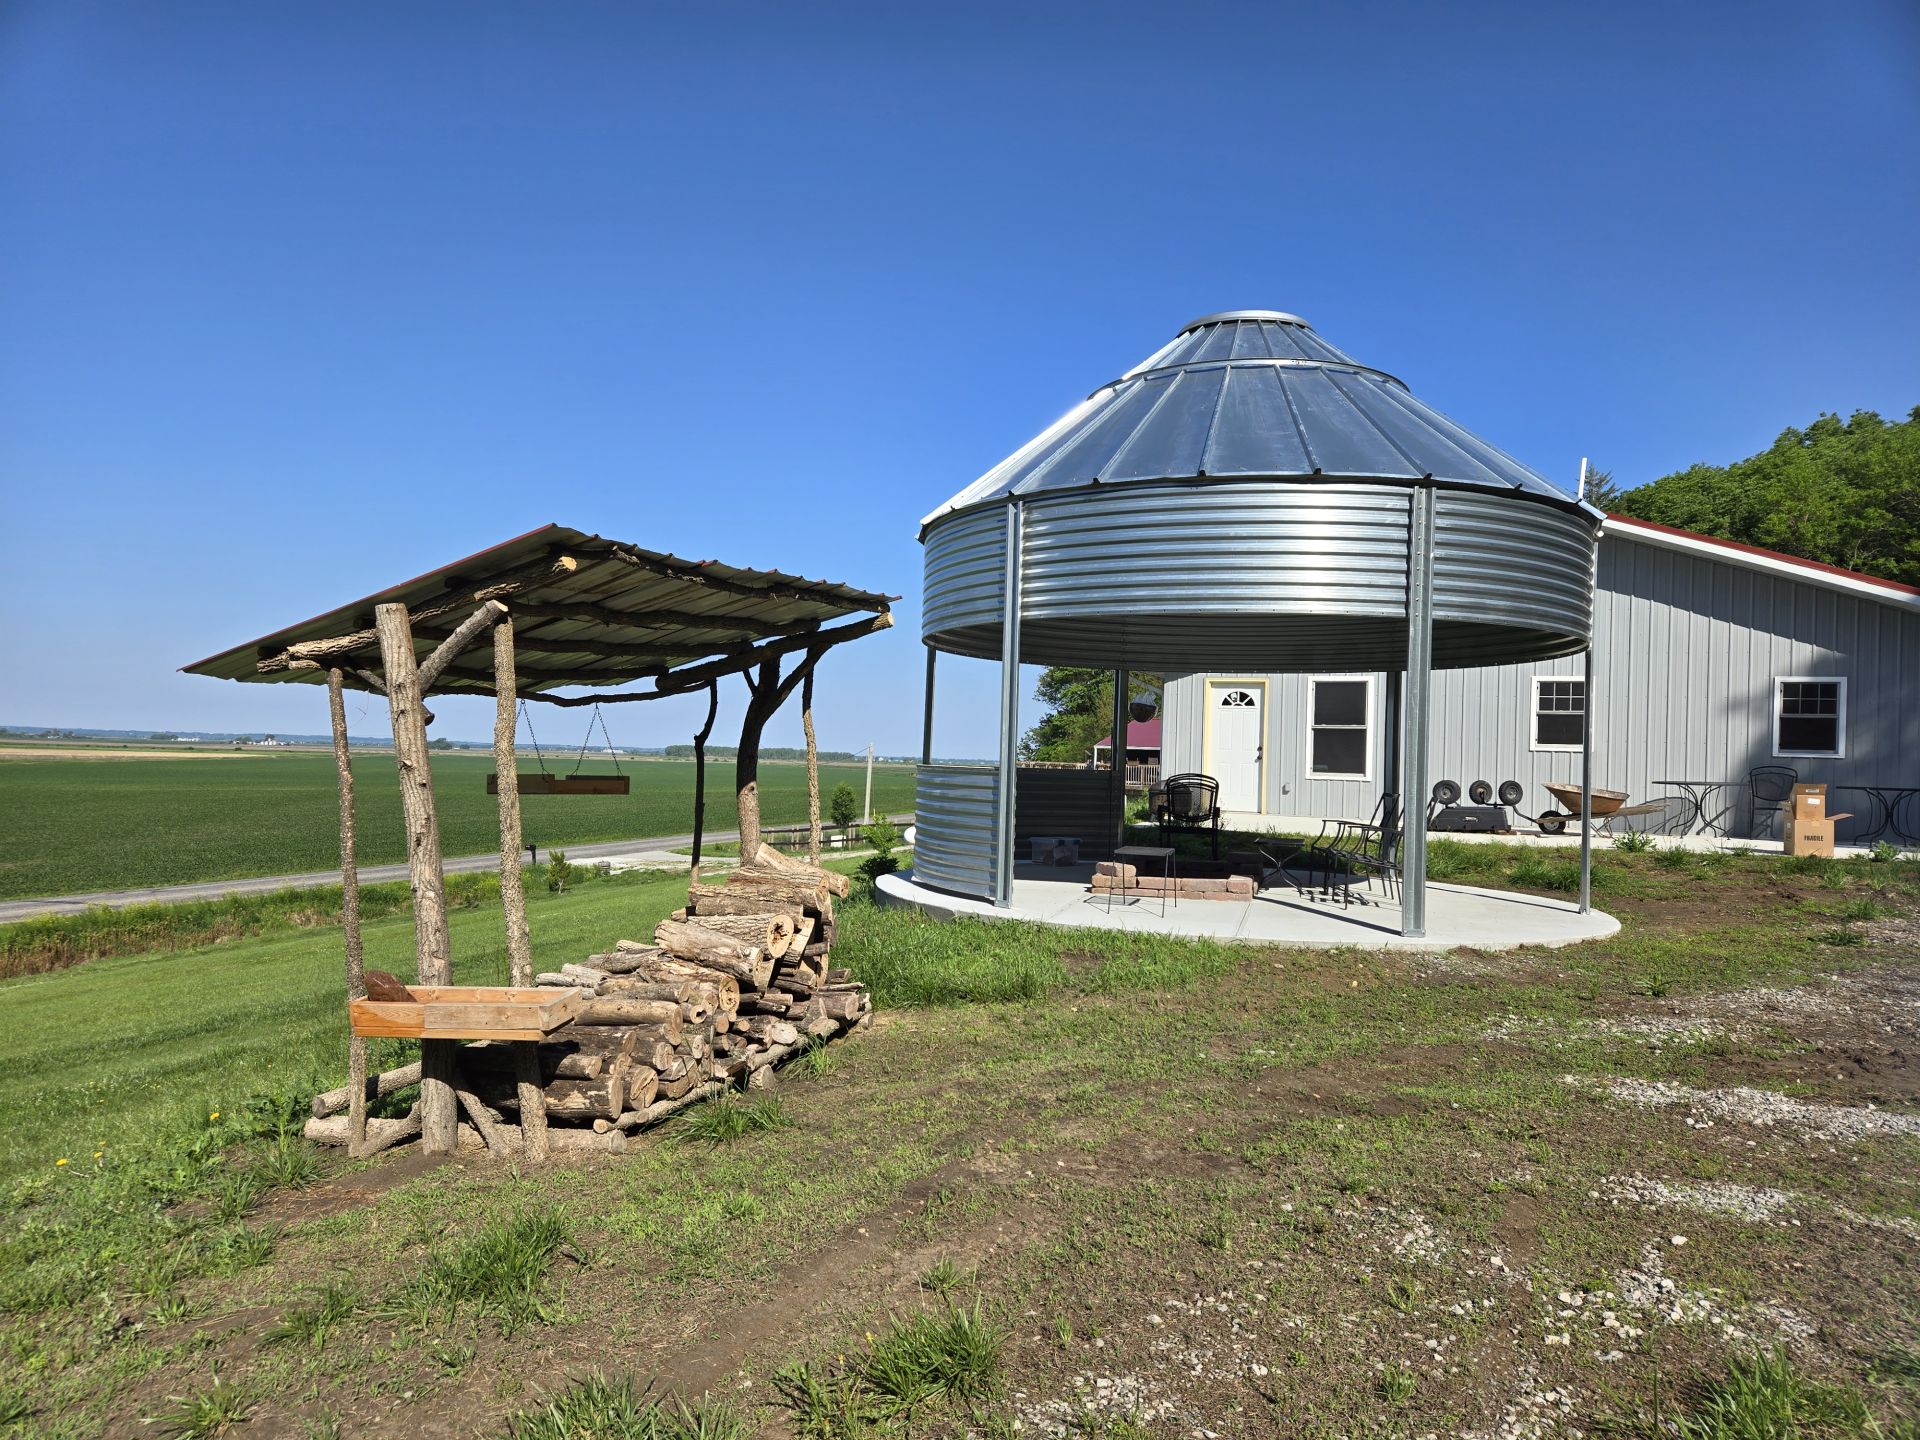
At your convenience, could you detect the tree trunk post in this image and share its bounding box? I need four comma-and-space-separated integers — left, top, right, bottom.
735, 662, 774, 860
373, 602, 458, 1155
690, 680, 719, 887
326, 668, 370, 1158
803, 667, 822, 864
491, 618, 533, 984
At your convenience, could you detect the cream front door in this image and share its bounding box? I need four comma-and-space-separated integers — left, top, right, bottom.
1210, 683, 1264, 811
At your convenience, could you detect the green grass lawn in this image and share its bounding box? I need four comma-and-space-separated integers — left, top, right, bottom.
0, 751, 915, 899
3, 847, 1917, 1438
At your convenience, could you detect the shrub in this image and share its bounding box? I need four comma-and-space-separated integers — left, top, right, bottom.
546, 850, 576, 894
830, 783, 859, 828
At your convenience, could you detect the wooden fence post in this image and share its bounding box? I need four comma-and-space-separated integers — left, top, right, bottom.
803, 667, 821, 864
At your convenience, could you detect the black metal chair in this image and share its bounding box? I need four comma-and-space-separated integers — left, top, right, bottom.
1748, 765, 1798, 839
1289, 793, 1392, 898
1331, 794, 1404, 908
1156, 773, 1222, 859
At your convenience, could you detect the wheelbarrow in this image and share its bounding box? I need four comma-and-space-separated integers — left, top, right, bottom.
1529, 783, 1669, 835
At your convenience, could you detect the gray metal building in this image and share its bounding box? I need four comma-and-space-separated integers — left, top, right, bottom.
1160, 515, 1920, 844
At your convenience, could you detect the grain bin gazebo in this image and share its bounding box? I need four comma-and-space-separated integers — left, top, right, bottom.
912, 310, 1603, 936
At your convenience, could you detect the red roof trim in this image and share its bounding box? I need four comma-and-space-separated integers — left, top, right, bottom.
1605, 514, 1920, 597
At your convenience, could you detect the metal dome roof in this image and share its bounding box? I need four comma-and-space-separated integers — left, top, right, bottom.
924, 311, 1577, 531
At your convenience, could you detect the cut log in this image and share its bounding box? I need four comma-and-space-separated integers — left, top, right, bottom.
573, 997, 684, 1034
717, 869, 831, 911
749, 844, 852, 897
685, 885, 818, 919
456, 1121, 626, 1155
460, 1043, 605, 1081
311, 1062, 423, 1119
560, 962, 610, 988
682, 911, 795, 959
455, 1087, 515, 1154
599, 945, 667, 974
738, 992, 792, 1015
738, 1016, 800, 1047
600, 957, 739, 1014
788, 916, 817, 953
652, 920, 771, 988
651, 1066, 700, 1100
477, 1065, 628, 1121
304, 1111, 421, 1150
597, 977, 700, 1004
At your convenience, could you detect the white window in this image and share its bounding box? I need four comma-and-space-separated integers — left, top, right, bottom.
1308, 676, 1372, 779
1774, 677, 1846, 758
1531, 675, 1586, 752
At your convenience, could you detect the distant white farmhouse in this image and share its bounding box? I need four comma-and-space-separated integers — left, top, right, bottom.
1160, 515, 1920, 845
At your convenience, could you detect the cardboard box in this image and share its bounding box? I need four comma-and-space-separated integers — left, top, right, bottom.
1782, 784, 1852, 856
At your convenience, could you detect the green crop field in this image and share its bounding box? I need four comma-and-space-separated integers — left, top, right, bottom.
0, 750, 916, 899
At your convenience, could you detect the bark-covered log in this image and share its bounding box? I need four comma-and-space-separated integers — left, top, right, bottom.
311, 1062, 422, 1119
681, 911, 795, 959
718, 869, 833, 911
598, 945, 668, 975
573, 996, 684, 1033
560, 962, 611, 988
304, 1112, 422, 1150
749, 844, 852, 898
477, 1063, 628, 1121
651, 920, 771, 988
456, 1121, 627, 1154
685, 885, 816, 920
738, 1016, 800, 1047
601, 954, 741, 1013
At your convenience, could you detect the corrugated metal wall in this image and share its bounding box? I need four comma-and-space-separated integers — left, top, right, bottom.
911, 764, 999, 899
1164, 533, 1920, 841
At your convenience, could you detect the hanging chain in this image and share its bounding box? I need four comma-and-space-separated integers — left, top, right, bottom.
569, 702, 625, 777
517, 699, 552, 776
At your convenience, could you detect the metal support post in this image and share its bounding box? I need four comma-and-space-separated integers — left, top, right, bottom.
994, 502, 1024, 907
1579, 641, 1595, 914
1401, 489, 1436, 938
1110, 667, 1130, 853
921, 646, 936, 765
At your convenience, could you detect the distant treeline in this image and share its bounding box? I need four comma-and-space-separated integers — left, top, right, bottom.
662, 744, 864, 762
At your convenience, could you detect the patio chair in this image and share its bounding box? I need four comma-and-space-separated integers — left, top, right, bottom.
1288, 793, 1393, 899
1748, 765, 1798, 839
1156, 773, 1222, 859
1327, 794, 1404, 909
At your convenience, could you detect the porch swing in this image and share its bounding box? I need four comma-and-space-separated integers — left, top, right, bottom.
486, 700, 631, 796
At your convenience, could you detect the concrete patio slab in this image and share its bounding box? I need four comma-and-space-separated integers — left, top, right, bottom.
876, 863, 1619, 952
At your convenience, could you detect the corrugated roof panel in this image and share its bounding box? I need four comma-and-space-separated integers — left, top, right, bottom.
1011, 375, 1171, 493
1099, 368, 1224, 482
1276, 367, 1424, 479
922, 310, 1576, 530
1202, 365, 1315, 476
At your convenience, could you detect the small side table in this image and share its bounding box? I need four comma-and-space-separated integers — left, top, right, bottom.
1108, 844, 1176, 917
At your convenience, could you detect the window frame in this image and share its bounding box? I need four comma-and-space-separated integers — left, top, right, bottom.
1306, 674, 1374, 782
1529, 674, 1588, 754
1772, 676, 1847, 759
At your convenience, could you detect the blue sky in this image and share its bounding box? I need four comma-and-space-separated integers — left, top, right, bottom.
3, 1, 1916, 759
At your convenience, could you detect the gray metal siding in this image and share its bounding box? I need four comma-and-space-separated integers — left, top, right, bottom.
912, 764, 1000, 899
1167, 533, 1920, 841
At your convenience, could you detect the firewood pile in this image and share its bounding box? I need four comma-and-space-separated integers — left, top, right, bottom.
308, 844, 870, 1156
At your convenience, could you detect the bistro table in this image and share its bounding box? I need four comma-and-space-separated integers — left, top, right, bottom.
1655, 779, 1920, 846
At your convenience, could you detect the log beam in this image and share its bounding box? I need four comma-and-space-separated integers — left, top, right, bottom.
416, 600, 509, 690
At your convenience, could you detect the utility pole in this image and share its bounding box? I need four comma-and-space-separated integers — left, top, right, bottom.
862, 741, 875, 824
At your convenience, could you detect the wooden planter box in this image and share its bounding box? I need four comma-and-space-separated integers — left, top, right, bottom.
349, 986, 585, 1041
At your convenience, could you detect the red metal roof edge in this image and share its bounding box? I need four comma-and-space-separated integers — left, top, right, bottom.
1605, 514, 1920, 597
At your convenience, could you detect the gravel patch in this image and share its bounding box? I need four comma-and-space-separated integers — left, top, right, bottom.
1594, 1174, 1798, 1223
1569, 1074, 1920, 1141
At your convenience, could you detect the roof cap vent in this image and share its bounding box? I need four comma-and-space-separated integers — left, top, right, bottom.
1179, 309, 1311, 334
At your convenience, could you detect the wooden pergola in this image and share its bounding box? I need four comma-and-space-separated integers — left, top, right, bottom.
185, 525, 892, 1157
